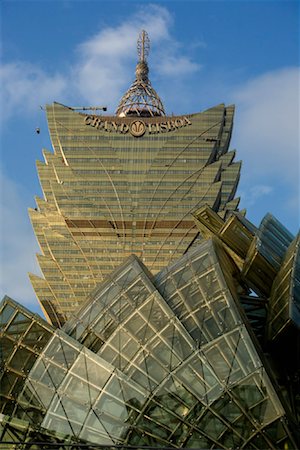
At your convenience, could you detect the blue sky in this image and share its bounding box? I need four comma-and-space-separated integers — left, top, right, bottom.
1, 0, 299, 314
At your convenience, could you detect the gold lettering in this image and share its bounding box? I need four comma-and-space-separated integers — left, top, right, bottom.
183, 116, 192, 125
84, 115, 92, 125
148, 123, 158, 134
175, 119, 183, 128
85, 116, 192, 135
98, 120, 105, 130
91, 117, 101, 128
167, 121, 175, 131
120, 123, 129, 133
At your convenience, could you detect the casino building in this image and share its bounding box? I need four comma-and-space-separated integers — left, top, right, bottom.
28, 31, 240, 326
0, 32, 299, 449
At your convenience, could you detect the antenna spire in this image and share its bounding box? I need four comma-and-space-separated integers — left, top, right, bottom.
137, 30, 150, 62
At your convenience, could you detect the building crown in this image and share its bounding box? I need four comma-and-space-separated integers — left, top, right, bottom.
116, 30, 165, 117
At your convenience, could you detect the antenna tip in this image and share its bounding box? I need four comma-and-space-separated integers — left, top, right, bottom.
137, 30, 150, 62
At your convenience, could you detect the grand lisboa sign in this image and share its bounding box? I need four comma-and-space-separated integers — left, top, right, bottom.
84, 115, 192, 137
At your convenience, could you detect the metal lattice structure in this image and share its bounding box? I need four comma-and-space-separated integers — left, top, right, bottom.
1, 209, 299, 448
116, 31, 165, 117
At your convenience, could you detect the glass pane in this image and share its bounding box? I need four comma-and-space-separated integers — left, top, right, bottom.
0, 304, 15, 329
6, 312, 31, 339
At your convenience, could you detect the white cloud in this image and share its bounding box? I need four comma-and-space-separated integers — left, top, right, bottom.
158, 56, 200, 77
230, 67, 299, 225
232, 67, 300, 185
239, 184, 273, 207
73, 4, 200, 109
73, 4, 173, 110
78, 5, 171, 60
1, 5, 201, 118
0, 170, 41, 308
0, 62, 67, 121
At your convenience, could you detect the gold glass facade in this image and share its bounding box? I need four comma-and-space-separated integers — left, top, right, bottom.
29, 102, 240, 326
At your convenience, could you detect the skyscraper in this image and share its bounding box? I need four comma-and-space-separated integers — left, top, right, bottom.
1, 31, 299, 449
29, 31, 240, 326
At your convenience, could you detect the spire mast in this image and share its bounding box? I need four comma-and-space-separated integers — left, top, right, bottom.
137, 30, 150, 63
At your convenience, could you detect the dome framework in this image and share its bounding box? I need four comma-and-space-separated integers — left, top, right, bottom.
116, 30, 166, 117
